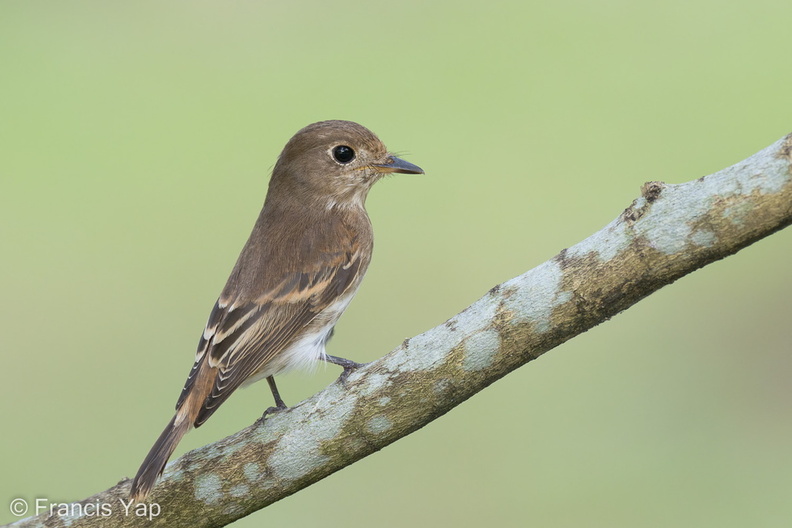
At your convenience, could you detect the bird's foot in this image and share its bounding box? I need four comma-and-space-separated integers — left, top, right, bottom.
323, 354, 368, 384
257, 375, 288, 423
258, 401, 288, 423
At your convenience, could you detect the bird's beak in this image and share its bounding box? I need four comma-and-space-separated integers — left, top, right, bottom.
373, 156, 424, 175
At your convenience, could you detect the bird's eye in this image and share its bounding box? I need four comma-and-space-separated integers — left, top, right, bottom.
332, 145, 356, 164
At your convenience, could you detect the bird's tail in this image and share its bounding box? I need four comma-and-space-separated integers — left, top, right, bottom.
130, 412, 192, 501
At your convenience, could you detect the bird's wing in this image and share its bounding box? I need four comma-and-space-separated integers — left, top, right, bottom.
176, 244, 367, 427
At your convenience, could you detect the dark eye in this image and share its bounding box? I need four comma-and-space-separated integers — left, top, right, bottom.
332, 145, 355, 164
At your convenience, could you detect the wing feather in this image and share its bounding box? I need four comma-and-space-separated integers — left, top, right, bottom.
187, 245, 366, 426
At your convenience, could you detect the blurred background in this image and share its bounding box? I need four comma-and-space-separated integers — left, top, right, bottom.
1, 1, 790, 526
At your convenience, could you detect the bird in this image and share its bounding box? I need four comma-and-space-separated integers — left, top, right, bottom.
130, 120, 423, 500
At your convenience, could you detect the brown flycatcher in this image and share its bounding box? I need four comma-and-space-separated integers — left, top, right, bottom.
130, 120, 423, 500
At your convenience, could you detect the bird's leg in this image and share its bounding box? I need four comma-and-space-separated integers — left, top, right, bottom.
323, 354, 368, 384
260, 375, 288, 420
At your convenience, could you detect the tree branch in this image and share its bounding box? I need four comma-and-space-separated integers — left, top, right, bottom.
9, 134, 792, 528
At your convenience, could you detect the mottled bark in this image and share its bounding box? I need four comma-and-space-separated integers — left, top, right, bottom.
8, 134, 791, 528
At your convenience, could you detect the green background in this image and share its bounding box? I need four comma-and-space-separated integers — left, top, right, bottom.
2, 1, 791, 526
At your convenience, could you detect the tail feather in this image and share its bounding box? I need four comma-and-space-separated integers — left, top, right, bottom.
130, 414, 191, 500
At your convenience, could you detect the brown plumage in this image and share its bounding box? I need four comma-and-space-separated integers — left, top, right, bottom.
130, 120, 423, 500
